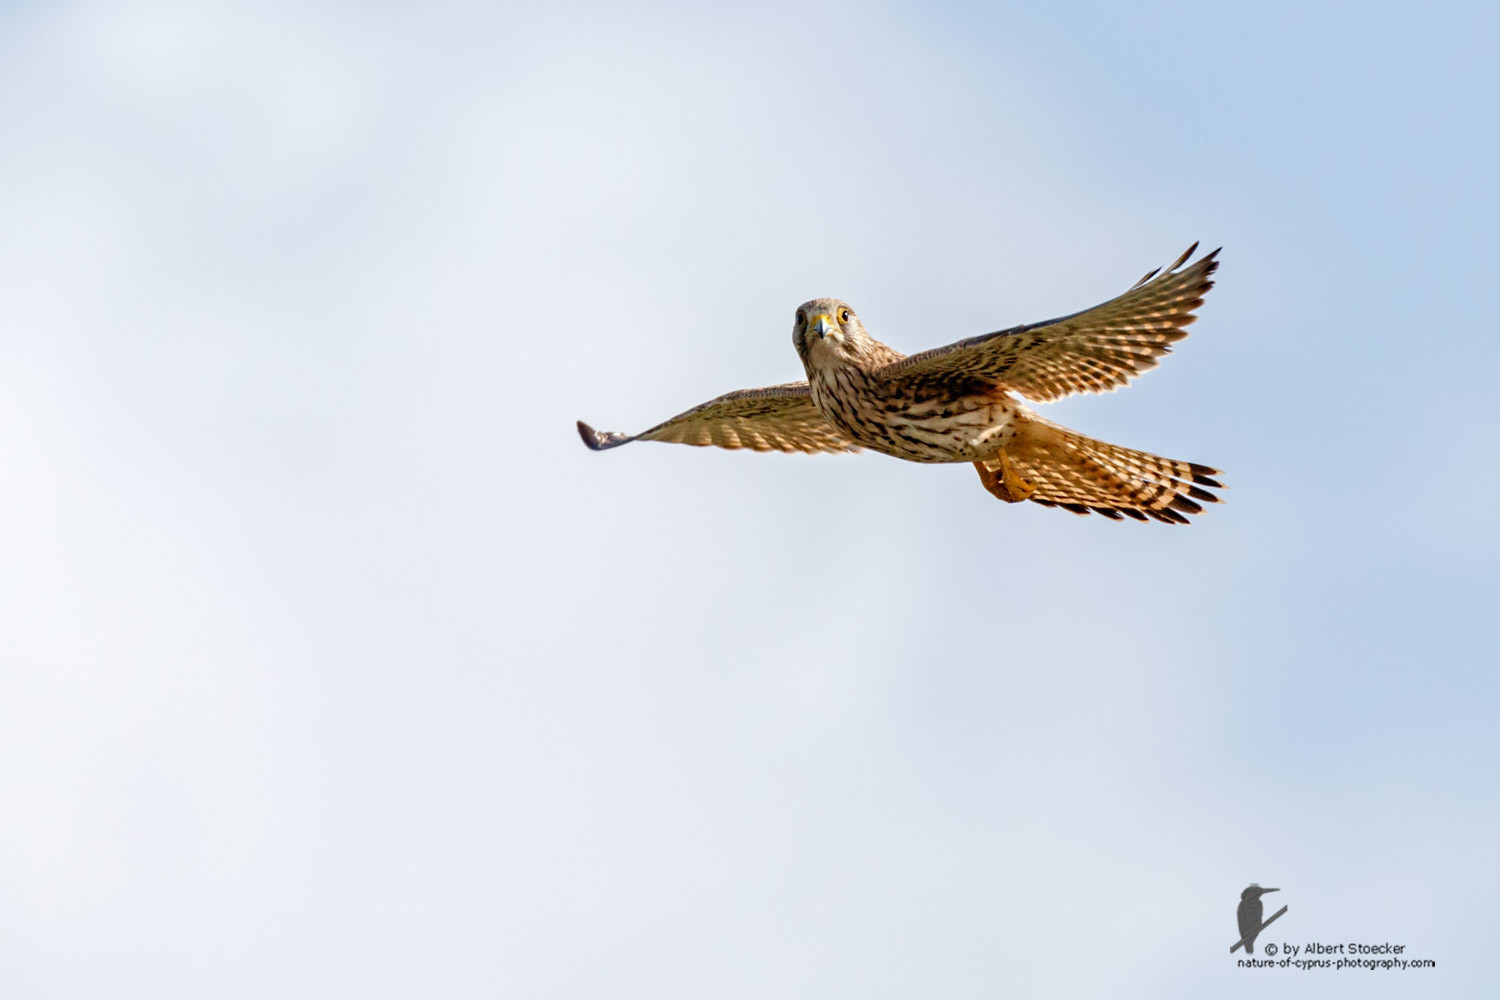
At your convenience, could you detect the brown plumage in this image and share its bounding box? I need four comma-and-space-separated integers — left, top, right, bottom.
578, 244, 1225, 522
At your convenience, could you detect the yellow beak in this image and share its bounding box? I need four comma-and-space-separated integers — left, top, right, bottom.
810, 313, 835, 339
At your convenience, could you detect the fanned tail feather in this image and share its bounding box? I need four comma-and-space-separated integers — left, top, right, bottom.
980, 415, 1223, 523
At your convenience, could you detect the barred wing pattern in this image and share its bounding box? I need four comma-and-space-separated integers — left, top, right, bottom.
576, 382, 859, 454
978, 415, 1223, 523
884, 244, 1219, 403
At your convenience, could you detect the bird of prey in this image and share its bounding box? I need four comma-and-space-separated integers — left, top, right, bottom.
578, 244, 1224, 523
1236, 885, 1279, 953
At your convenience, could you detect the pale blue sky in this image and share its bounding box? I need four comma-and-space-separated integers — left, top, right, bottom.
1, 2, 1495, 997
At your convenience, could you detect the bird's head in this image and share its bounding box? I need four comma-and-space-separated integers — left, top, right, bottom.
1241, 885, 1279, 901
792, 297, 873, 366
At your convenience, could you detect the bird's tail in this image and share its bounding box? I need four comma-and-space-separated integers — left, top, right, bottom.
1245, 939, 1255, 954
976, 415, 1224, 523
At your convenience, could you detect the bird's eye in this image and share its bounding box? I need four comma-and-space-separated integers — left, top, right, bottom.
795, 309, 806, 325
839, 308, 851, 323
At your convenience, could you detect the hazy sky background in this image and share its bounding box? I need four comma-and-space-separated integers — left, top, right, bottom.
2, 1, 1496, 996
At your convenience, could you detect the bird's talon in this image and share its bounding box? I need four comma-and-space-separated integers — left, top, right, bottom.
975, 456, 1035, 503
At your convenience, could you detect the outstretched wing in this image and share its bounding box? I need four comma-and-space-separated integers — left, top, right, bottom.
882, 244, 1219, 403
577, 382, 858, 454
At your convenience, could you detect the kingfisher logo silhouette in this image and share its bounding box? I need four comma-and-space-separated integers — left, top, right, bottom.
1231, 884, 1287, 953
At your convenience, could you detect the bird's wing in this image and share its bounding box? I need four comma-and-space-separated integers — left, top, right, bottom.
577, 382, 859, 454
1237, 901, 1262, 941
881, 244, 1219, 403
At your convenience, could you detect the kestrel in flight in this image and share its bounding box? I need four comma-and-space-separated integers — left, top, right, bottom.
578, 244, 1225, 523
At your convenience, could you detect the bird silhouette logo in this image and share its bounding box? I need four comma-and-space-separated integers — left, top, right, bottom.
1231, 884, 1288, 953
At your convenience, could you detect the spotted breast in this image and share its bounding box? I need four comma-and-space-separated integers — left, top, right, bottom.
808, 364, 1020, 464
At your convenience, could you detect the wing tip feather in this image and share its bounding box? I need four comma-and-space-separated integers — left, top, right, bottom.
577, 420, 636, 451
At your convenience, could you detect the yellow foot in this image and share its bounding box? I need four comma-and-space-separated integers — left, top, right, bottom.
974, 454, 1036, 503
